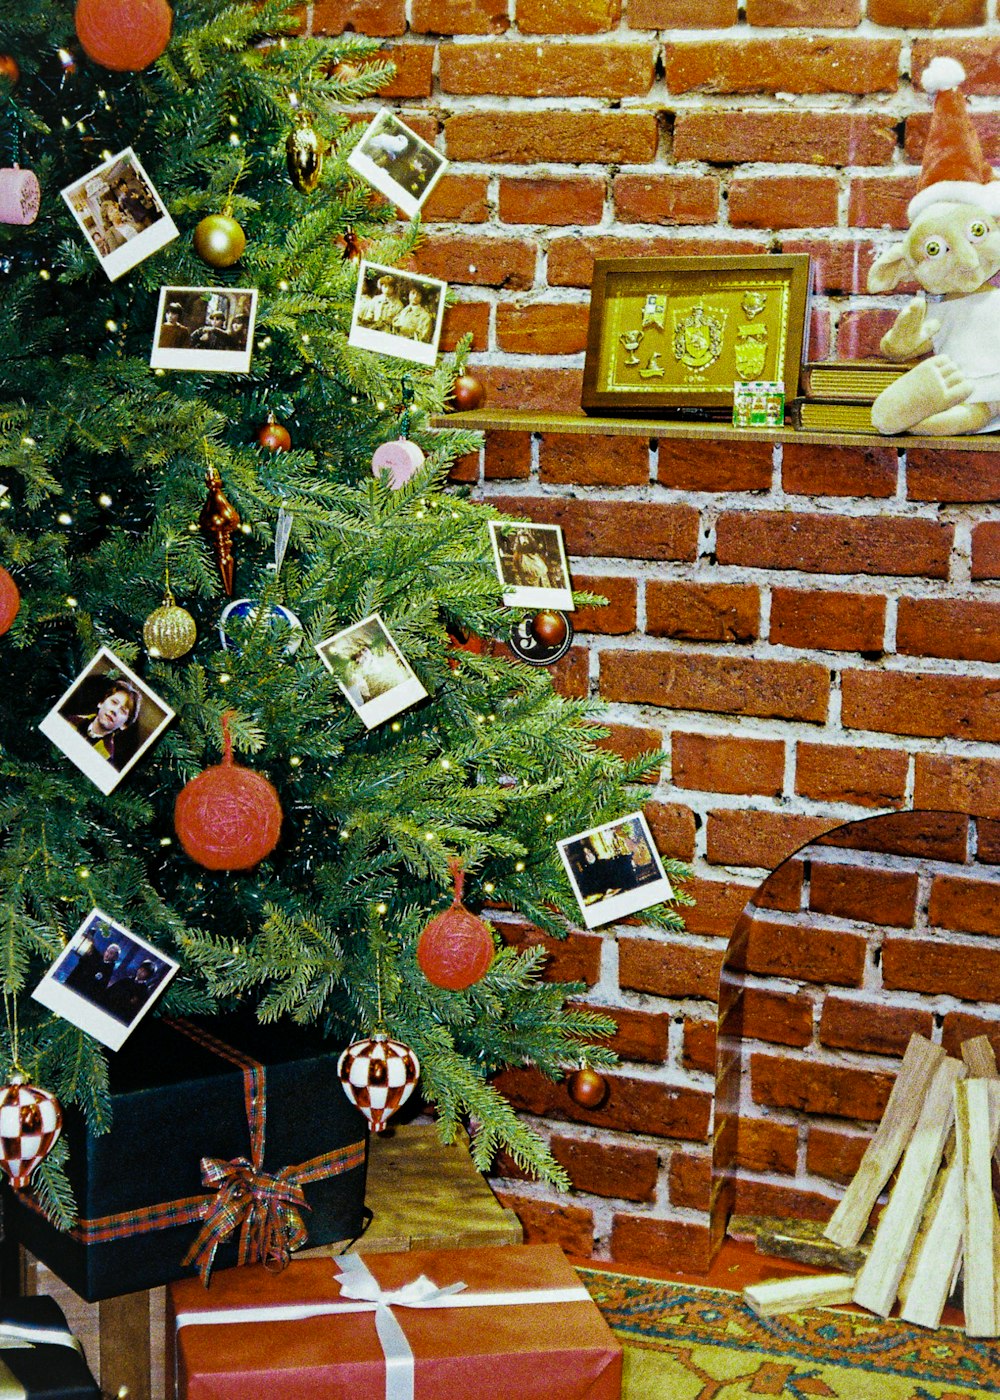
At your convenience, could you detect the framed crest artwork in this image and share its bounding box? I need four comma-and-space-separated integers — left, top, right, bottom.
581, 253, 812, 415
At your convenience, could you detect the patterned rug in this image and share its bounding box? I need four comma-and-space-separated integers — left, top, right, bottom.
578, 1268, 1000, 1399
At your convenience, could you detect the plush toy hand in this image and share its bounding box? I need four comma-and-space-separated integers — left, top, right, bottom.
880, 296, 938, 361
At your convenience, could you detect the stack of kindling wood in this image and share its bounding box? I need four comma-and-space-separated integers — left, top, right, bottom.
744, 1032, 1000, 1335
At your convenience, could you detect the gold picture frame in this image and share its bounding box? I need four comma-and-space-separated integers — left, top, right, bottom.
581, 253, 812, 415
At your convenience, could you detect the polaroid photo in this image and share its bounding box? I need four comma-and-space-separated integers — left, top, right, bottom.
558, 811, 673, 930
347, 110, 448, 219
348, 260, 446, 368
315, 612, 428, 730
149, 286, 258, 373
61, 147, 178, 283
488, 520, 575, 612
38, 646, 175, 796
33, 908, 178, 1052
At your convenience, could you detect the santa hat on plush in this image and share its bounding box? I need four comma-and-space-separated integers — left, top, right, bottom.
908, 56, 1000, 221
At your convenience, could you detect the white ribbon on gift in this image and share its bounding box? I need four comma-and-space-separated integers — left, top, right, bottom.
0, 1322, 83, 1353
173, 1254, 592, 1400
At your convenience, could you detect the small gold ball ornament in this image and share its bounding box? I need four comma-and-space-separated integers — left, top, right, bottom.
286, 111, 324, 194
144, 588, 197, 659
193, 213, 246, 268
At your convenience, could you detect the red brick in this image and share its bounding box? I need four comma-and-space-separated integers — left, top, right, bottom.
897, 597, 1000, 664
734, 1179, 838, 1223
729, 176, 840, 230
619, 936, 725, 1001
547, 233, 762, 287
669, 1151, 712, 1210
467, 365, 579, 414
550, 1134, 659, 1201
973, 522, 1000, 580
737, 987, 815, 1046
806, 1128, 871, 1185
837, 308, 901, 358
410, 0, 507, 32
312, 0, 405, 35
483, 430, 530, 481
928, 874, 1000, 937
410, 235, 534, 289
645, 801, 697, 863
819, 996, 934, 1056
749, 0, 861, 18
601, 652, 829, 723
735, 917, 867, 986
448, 452, 477, 485
515, 0, 621, 31
683, 878, 756, 939
753, 861, 805, 913
440, 41, 652, 96
421, 174, 489, 223
549, 645, 589, 700
498, 921, 603, 984
674, 110, 897, 166
941, 1011, 1000, 1060
769, 589, 885, 654
663, 37, 900, 95
593, 722, 662, 782
809, 862, 918, 927
537, 433, 649, 487
914, 758, 1000, 819
496, 303, 591, 358
646, 581, 760, 642
494, 1192, 594, 1255
493, 1065, 713, 1140
572, 573, 638, 635
978, 819, 1000, 862
883, 935, 1000, 1003
485, 494, 699, 561
672, 732, 784, 798
752, 1052, 894, 1121
906, 104, 1000, 155
569, 1001, 670, 1063
817, 811, 970, 862
443, 111, 657, 164
879, 0, 986, 28
499, 177, 605, 226
707, 811, 839, 870
782, 238, 880, 297
781, 443, 897, 498
610, 1213, 712, 1274
841, 670, 1000, 743
367, 43, 435, 97
795, 742, 908, 808
440, 301, 489, 353
716, 511, 951, 578
907, 449, 1000, 504
682, 1017, 716, 1074
736, 1118, 799, 1175
657, 439, 772, 492
613, 173, 720, 225
847, 175, 917, 231
631, 0, 736, 23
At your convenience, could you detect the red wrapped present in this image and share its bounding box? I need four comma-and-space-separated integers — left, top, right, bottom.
168, 1243, 621, 1400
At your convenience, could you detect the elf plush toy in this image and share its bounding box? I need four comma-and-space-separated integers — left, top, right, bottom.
869, 57, 1000, 436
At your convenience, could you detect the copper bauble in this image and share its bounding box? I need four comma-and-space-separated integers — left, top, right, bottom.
449, 374, 485, 412
417, 861, 494, 991
567, 1068, 608, 1110
531, 610, 568, 648
143, 589, 196, 659
0, 1077, 62, 1190
257, 417, 291, 452
0, 55, 20, 85
174, 713, 282, 871
286, 111, 324, 194
74, 0, 172, 71
193, 213, 246, 269
0, 566, 20, 635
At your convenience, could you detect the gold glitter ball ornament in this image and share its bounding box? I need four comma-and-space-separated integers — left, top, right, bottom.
193, 213, 246, 269
144, 590, 197, 659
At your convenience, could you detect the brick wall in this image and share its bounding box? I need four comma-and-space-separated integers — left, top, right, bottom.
310, 3, 1000, 1272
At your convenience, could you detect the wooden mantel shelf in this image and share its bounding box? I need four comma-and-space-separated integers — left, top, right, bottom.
428, 408, 1000, 455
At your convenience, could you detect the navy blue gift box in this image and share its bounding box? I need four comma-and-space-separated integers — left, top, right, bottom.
0, 1295, 99, 1398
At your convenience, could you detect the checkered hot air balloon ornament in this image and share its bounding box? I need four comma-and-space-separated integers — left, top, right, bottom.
337, 1033, 420, 1133
0, 1075, 62, 1189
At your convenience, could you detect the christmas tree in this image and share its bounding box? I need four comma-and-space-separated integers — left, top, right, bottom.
0, 0, 690, 1225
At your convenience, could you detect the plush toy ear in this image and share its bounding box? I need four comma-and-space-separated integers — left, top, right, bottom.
868, 243, 911, 293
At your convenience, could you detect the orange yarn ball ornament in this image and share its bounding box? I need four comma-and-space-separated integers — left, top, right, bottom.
417, 860, 495, 991
174, 711, 282, 871
0, 567, 20, 636
74, 0, 173, 71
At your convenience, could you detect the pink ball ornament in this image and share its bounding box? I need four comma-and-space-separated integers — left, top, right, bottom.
0, 167, 40, 226
338, 1033, 420, 1133
371, 438, 425, 490
0, 1077, 62, 1190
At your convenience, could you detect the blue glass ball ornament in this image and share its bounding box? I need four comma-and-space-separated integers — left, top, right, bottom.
219, 598, 303, 656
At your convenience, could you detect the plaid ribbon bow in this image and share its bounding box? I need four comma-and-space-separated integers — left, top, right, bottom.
183, 1154, 311, 1285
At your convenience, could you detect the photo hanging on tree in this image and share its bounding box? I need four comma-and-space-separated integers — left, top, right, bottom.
32, 908, 178, 1052
149, 286, 258, 373
347, 110, 448, 219
315, 613, 428, 729
38, 646, 175, 796
60, 147, 179, 282
348, 261, 446, 368
558, 811, 673, 930
488, 520, 575, 612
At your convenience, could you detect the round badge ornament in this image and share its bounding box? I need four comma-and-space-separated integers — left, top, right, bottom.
508, 611, 573, 667
219, 598, 303, 656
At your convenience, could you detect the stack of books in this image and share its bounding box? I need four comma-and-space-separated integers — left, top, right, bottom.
789, 360, 917, 433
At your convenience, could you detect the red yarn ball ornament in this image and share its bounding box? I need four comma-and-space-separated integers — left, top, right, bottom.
0, 567, 20, 636
174, 711, 282, 871
567, 1068, 608, 1110
417, 860, 495, 991
74, 0, 173, 71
